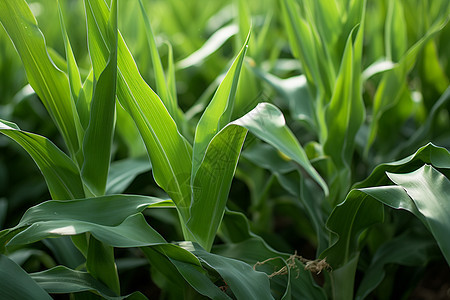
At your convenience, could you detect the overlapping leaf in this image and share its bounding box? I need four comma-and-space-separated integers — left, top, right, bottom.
0, 0, 82, 156
0, 120, 84, 200
0, 255, 52, 300
84, 0, 193, 220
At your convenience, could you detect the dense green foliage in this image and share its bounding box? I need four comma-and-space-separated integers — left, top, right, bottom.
0, 0, 449, 299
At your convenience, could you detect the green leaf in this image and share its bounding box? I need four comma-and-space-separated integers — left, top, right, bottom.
5, 194, 172, 249
82, 0, 118, 196
144, 244, 231, 300
16, 194, 173, 228
323, 23, 365, 204
324, 24, 365, 170
138, 0, 178, 123
0, 120, 84, 200
386, 165, 450, 264
232, 103, 328, 195
177, 24, 239, 69
57, 1, 83, 109
84, 0, 192, 219
32, 265, 116, 297
42, 237, 85, 269
192, 31, 249, 180
320, 190, 384, 268
86, 236, 120, 295
188, 125, 247, 250
0, 254, 52, 300
0, 0, 82, 156
77, 70, 94, 130
355, 231, 439, 300
250, 68, 317, 131
385, 0, 407, 62
355, 143, 450, 188
31, 266, 148, 299
186, 243, 274, 300
280, 0, 333, 97
106, 157, 152, 195
394, 87, 450, 157
365, 18, 448, 154
8, 213, 166, 248
217, 210, 327, 300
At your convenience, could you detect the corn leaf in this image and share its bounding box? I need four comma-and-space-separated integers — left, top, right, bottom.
0, 0, 82, 156
31, 266, 148, 299
324, 24, 364, 170
106, 157, 151, 195
302, 0, 341, 53
280, 0, 323, 95
143, 245, 231, 300
322, 143, 450, 268
76, 70, 94, 130
218, 210, 327, 300
320, 190, 384, 268
84, 0, 193, 218
41, 237, 85, 269
5, 193, 173, 248
15, 194, 173, 228
186, 243, 274, 300
250, 68, 317, 132
386, 165, 450, 264
176, 24, 239, 69
188, 125, 247, 250
8, 213, 166, 248
86, 235, 120, 295
232, 103, 328, 195
0, 254, 52, 300
355, 230, 439, 300
365, 18, 448, 154
57, 1, 83, 109
323, 22, 365, 204
82, 0, 118, 196
0, 120, 84, 200
192, 32, 249, 180
385, 0, 407, 62
355, 143, 450, 188
138, 0, 178, 123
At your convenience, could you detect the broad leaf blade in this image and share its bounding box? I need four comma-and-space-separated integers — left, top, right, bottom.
31, 266, 117, 298
138, 0, 178, 122
187, 243, 274, 300
320, 190, 384, 268
31, 266, 148, 299
16, 194, 173, 228
106, 157, 152, 195
57, 1, 82, 107
8, 213, 166, 248
0, 254, 52, 300
82, 0, 119, 195
188, 125, 247, 250
355, 231, 439, 300
387, 165, 450, 264
143, 244, 231, 300
85, 0, 192, 218
0, 120, 84, 200
232, 103, 328, 195
192, 32, 249, 179
0, 0, 82, 156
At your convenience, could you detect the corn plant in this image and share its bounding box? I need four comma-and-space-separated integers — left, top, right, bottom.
0, 0, 449, 299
